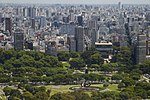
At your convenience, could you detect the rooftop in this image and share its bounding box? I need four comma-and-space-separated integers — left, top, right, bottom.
95, 41, 112, 45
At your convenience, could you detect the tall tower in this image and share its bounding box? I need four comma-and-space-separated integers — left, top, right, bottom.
14, 28, 24, 50
23, 7, 28, 17
75, 26, 85, 52
68, 36, 76, 52
40, 16, 46, 29
136, 34, 146, 64
28, 7, 36, 18
0, 13, 2, 23
145, 11, 150, 21
5, 17, 12, 33
77, 16, 83, 26
84, 27, 92, 50
118, 2, 121, 9
31, 18, 35, 30
91, 29, 98, 46
87, 20, 97, 29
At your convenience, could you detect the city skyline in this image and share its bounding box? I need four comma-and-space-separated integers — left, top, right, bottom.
0, 0, 150, 4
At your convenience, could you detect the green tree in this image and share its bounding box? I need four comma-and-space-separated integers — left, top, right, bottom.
139, 60, 150, 74
19, 55, 35, 67
3, 86, 12, 96
8, 89, 21, 100
135, 88, 148, 99
83, 73, 99, 81
33, 91, 49, 100
21, 91, 33, 100
101, 63, 114, 73
0, 49, 16, 63
57, 51, 70, 61
81, 50, 98, 65
25, 85, 35, 94
46, 89, 51, 97
112, 47, 132, 66
90, 53, 104, 65
118, 83, 125, 90
69, 58, 85, 69
90, 64, 99, 69
111, 74, 122, 80
38, 86, 46, 92
92, 91, 119, 100
122, 77, 135, 87
70, 52, 80, 58
129, 72, 141, 81
71, 91, 91, 100
30, 76, 42, 83
119, 92, 130, 100
120, 86, 135, 100
52, 74, 65, 84
51, 92, 75, 100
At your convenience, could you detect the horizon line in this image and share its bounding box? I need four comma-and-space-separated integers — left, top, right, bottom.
0, 3, 150, 5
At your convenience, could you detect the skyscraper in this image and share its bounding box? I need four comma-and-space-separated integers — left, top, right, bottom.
31, 18, 35, 30
28, 7, 36, 18
118, 2, 121, 9
136, 34, 146, 64
68, 36, 76, 52
14, 28, 24, 50
40, 16, 46, 28
0, 13, 2, 23
87, 20, 97, 29
5, 17, 12, 33
145, 11, 150, 21
77, 16, 83, 26
75, 26, 85, 52
91, 29, 98, 46
23, 7, 28, 17
84, 27, 91, 50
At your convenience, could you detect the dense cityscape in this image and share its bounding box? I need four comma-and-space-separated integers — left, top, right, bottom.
0, 1, 150, 100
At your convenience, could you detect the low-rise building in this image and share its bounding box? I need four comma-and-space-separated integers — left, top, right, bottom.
95, 41, 113, 58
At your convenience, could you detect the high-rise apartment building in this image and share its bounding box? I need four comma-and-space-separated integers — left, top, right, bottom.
68, 36, 76, 52
0, 13, 2, 23
91, 29, 98, 46
14, 28, 24, 50
145, 11, 150, 21
5, 17, 12, 33
136, 34, 146, 64
77, 16, 83, 26
31, 18, 35, 30
87, 20, 97, 29
75, 26, 85, 52
40, 16, 46, 28
118, 2, 121, 9
28, 7, 36, 18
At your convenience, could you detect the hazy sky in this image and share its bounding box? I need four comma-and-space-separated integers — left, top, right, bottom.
0, 0, 150, 4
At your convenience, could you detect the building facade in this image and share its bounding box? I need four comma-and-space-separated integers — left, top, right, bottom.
14, 28, 24, 50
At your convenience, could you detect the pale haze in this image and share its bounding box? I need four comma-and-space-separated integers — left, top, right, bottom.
0, 0, 150, 4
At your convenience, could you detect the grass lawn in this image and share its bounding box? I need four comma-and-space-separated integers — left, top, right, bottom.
1, 96, 6, 100
45, 84, 119, 96
90, 84, 119, 91
108, 84, 119, 91
45, 85, 75, 96
0, 84, 119, 98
